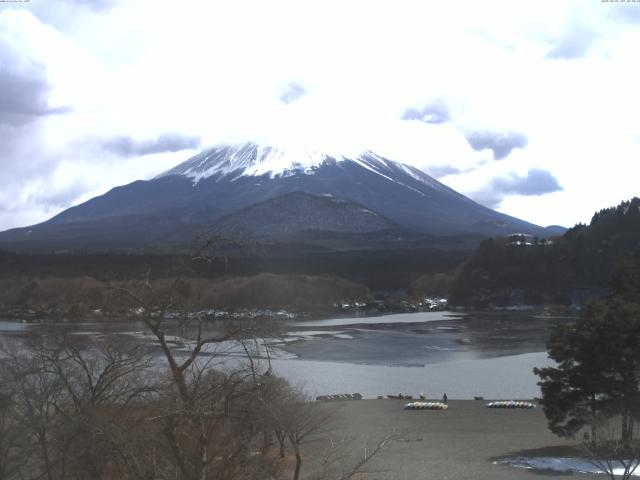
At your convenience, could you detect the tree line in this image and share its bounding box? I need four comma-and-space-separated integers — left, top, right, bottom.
534, 223, 640, 479
0, 273, 372, 321
450, 197, 640, 308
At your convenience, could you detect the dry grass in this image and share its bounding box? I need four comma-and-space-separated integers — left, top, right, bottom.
300, 399, 589, 480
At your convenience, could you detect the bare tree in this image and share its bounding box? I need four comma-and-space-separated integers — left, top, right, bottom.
115, 274, 282, 480
582, 420, 640, 480
2, 232, 392, 480
241, 341, 391, 480
253, 376, 338, 480
313, 432, 396, 480
0, 367, 26, 480
285, 396, 337, 480
1, 331, 155, 480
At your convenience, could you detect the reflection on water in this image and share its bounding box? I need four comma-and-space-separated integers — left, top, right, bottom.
0, 311, 570, 398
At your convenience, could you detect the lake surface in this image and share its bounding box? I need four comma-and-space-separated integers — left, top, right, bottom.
0, 311, 568, 399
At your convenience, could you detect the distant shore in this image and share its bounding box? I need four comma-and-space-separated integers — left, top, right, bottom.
0, 301, 581, 326
0, 302, 449, 324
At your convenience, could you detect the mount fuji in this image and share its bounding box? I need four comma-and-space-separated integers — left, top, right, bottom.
0, 143, 559, 251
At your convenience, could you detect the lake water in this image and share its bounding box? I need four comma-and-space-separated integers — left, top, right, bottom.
0, 311, 567, 399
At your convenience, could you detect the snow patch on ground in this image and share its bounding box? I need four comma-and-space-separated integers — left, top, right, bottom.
497, 456, 640, 476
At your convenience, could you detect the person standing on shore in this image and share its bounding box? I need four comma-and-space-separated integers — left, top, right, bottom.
442, 393, 448, 404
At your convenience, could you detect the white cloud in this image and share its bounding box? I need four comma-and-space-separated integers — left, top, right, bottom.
1, 0, 639, 231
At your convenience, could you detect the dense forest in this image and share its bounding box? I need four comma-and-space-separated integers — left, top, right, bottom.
450, 198, 640, 308
5, 198, 638, 313
0, 241, 468, 318
0, 243, 468, 291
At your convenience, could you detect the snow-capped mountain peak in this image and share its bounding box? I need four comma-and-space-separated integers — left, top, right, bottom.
157, 143, 348, 182
0, 141, 550, 250
157, 142, 447, 192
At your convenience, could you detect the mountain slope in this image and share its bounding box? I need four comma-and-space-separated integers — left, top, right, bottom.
0, 143, 551, 250
210, 191, 403, 238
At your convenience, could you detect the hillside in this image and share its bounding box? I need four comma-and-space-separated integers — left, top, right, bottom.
449, 198, 640, 308
210, 192, 403, 236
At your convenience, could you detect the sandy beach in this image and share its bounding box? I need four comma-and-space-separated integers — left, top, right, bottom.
303, 399, 595, 480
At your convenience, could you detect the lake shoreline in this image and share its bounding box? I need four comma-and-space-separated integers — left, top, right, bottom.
0, 299, 581, 325
3, 311, 560, 400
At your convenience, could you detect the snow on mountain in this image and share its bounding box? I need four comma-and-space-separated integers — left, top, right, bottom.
157, 142, 448, 194
156, 143, 341, 181
0, 141, 551, 250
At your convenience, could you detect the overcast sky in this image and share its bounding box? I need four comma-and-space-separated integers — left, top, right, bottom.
1, 0, 639, 231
